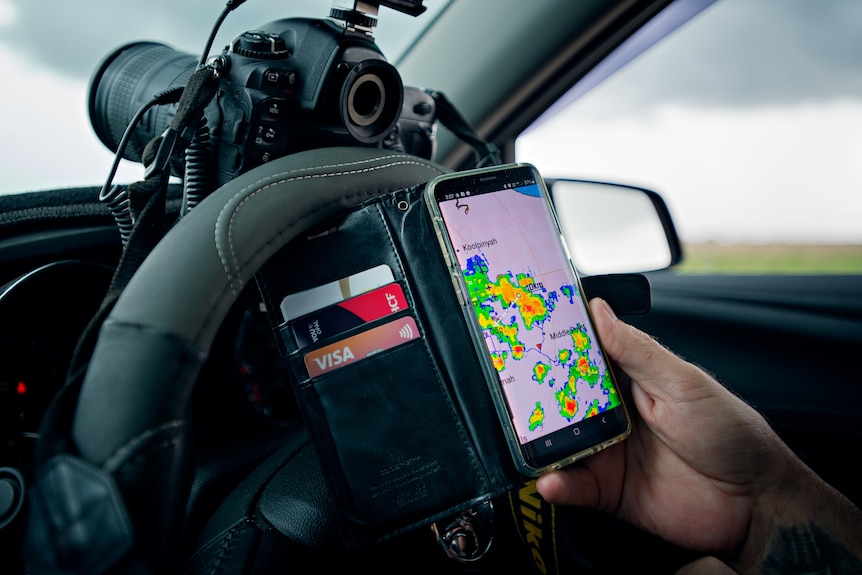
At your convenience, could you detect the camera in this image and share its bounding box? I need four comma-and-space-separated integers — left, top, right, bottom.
88, 1, 436, 190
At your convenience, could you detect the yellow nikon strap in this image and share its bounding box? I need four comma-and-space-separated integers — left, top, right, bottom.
507, 480, 560, 575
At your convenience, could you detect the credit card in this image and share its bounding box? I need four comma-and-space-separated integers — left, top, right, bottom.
280, 263, 394, 322
292, 283, 408, 349
304, 316, 420, 377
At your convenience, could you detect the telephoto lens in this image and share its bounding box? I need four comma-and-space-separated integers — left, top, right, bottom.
88, 42, 197, 165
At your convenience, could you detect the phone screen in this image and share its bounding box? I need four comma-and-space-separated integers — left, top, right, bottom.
430, 164, 629, 471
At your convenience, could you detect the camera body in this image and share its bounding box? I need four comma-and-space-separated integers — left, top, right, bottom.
90, 15, 436, 189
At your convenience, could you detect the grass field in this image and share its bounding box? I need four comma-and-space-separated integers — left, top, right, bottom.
675, 243, 862, 274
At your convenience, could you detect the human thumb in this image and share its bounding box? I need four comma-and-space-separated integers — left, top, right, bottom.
589, 297, 701, 401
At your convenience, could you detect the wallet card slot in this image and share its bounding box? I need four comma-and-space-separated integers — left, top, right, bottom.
296, 337, 489, 543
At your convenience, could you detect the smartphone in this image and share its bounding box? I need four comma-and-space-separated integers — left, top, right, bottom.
425, 163, 630, 476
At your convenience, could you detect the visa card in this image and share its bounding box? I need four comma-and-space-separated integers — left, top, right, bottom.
280, 263, 394, 322
304, 316, 420, 377
292, 282, 408, 349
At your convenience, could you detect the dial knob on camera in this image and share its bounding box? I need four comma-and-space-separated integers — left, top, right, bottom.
330, 8, 378, 31
231, 31, 291, 60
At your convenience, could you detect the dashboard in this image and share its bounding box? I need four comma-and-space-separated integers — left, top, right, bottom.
0, 261, 113, 467
0, 257, 301, 472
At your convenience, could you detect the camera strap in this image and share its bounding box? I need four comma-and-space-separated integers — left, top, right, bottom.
143, 66, 221, 180
430, 90, 501, 167
112, 66, 220, 291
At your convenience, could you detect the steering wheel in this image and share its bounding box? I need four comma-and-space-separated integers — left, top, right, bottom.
25, 147, 468, 573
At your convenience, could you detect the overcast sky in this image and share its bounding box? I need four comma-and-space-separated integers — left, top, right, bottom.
590, 0, 862, 114
1, 0, 861, 243
518, 0, 862, 244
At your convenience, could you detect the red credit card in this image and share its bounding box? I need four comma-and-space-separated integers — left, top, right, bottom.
291, 282, 408, 349
304, 316, 420, 377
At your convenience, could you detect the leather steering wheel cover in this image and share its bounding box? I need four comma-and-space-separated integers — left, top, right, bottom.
74, 147, 444, 460
70, 148, 446, 563
103, 149, 443, 348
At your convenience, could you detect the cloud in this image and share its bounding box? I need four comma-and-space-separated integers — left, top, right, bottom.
550, 0, 862, 119
0, 0, 321, 79
0, 0, 16, 26
0, 0, 437, 81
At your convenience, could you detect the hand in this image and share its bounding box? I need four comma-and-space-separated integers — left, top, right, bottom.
536, 298, 862, 573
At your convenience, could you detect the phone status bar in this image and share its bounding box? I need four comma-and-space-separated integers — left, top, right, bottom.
441, 177, 537, 201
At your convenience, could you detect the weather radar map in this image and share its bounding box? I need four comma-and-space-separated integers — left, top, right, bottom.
439, 183, 622, 444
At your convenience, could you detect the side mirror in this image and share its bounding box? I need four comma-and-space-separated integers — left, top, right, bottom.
547, 179, 683, 276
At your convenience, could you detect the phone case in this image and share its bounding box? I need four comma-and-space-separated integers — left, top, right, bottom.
254, 184, 519, 546
254, 178, 644, 547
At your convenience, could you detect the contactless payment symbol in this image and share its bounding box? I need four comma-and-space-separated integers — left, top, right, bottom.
398, 322, 414, 340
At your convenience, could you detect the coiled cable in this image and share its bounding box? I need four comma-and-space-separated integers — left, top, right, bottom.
182, 120, 213, 215
100, 185, 135, 246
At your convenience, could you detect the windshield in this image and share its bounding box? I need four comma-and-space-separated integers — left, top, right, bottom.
0, 0, 448, 194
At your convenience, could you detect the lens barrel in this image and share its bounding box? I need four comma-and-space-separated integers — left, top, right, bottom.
88, 42, 197, 163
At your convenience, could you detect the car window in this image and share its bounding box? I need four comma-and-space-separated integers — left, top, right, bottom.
516, 0, 862, 274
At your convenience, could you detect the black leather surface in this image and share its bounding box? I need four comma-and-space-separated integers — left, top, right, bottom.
254, 186, 518, 545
